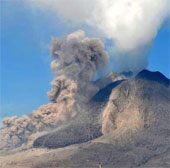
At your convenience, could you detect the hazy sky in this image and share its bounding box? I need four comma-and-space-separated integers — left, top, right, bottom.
0, 1, 169, 120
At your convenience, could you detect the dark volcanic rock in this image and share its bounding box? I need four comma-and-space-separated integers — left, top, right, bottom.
91, 80, 123, 103
33, 123, 102, 149
136, 69, 170, 86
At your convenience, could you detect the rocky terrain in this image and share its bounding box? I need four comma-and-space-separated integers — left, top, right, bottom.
0, 31, 169, 168
0, 69, 169, 168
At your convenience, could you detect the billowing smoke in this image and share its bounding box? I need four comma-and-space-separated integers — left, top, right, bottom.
49, 30, 108, 97
0, 31, 109, 150
1, 0, 169, 151
29, 0, 169, 72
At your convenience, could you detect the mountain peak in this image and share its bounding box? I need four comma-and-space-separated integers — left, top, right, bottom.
136, 69, 170, 86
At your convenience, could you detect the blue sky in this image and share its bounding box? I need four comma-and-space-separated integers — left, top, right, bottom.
0, 1, 169, 120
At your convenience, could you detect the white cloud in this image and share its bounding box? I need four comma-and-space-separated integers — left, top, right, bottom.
28, 0, 170, 72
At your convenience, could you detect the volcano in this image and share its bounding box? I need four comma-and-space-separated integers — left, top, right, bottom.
0, 69, 169, 168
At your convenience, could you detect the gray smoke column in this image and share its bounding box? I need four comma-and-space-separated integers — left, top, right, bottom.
29, 0, 169, 72
0, 31, 108, 150
48, 30, 108, 98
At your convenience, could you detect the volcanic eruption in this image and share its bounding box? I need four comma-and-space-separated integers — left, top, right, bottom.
0, 0, 170, 167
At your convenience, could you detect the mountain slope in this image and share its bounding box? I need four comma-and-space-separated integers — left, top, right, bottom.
33, 70, 169, 148
0, 70, 170, 168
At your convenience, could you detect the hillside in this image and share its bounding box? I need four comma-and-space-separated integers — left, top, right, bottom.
0, 70, 169, 168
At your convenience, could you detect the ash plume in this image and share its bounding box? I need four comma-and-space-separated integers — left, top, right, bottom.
29, 0, 169, 72
49, 30, 108, 97
0, 31, 109, 150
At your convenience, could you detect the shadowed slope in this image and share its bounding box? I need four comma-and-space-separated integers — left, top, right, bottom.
33, 123, 102, 149
137, 69, 170, 86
